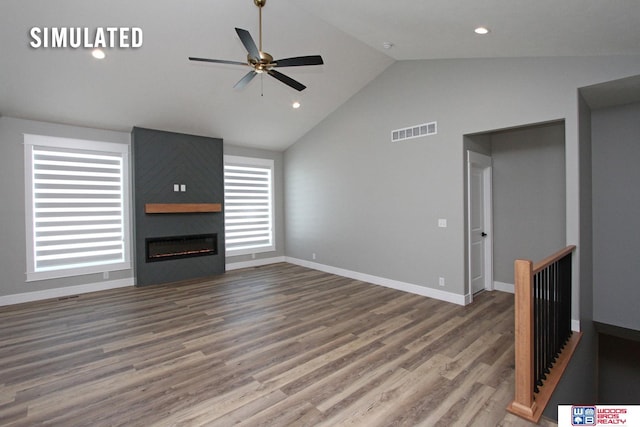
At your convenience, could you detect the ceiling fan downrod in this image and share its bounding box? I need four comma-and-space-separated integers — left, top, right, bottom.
254, 0, 265, 52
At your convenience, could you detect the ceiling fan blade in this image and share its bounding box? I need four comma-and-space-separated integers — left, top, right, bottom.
235, 28, 260, 60
267, 69, 306, 92
234, 71, 257, 90
274, 55, 324, 67
189, 57, 248, 66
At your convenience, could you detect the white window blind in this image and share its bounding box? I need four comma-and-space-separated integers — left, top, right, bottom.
224, 155, 274, 255
25, 134, 131, 281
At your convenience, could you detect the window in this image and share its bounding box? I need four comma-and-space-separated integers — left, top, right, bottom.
25, 134, 131, 281
224, 155, 274, 255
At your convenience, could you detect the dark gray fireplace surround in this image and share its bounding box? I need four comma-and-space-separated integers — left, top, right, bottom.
132, 127, 224, 286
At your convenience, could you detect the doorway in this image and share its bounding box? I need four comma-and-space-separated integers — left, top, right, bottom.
464, 120, 566, 303
467, 151, 493, 297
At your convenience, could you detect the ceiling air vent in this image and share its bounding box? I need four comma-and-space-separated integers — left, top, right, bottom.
391, 121, 437, 142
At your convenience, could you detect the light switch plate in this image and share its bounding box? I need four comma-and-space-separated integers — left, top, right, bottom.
438, 219, 447, 228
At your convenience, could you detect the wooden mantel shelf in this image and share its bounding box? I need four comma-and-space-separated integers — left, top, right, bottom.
145, 203, 222, 214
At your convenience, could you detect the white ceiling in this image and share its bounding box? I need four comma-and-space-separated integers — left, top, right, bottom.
1, 0, 639, 151
295, 0, 640, 60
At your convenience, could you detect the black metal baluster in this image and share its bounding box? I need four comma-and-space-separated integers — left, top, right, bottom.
549, 263, 558, 365
548, 264, 554, 366
543, 266, 550, 378
554, 263, 562, 359
540, 270, 546, 388
543, 266, 548, 376
533, 272, 537, 393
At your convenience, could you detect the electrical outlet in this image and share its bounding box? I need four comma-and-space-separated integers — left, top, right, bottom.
103, 271, 109, 280
438, 277, 445, 287
438, 219, 447, 228
312, 253, 316, 260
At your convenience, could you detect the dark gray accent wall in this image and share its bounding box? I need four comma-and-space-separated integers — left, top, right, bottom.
592, 102, 640, 330
132, 127, 224, 286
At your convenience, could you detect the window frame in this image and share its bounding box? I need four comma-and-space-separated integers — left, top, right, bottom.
24, 134, 131, 282
223, 155, 275, 256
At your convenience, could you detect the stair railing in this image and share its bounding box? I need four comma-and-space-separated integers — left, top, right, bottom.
507, 245, 582, 423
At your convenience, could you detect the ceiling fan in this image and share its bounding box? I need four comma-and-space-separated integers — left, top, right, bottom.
189, 0, 324, 92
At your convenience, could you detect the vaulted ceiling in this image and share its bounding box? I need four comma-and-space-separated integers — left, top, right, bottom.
1, 0, 639, 150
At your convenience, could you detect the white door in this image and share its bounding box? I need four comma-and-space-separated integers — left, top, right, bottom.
467, 151, 493, 296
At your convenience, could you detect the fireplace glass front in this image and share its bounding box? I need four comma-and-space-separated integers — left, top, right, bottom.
145, 233, 218, 262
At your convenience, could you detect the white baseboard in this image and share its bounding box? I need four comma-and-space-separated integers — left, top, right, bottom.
226, 256, 286, 271
0, 277, 134, 307
494, 281, 515, 294
285, 257, 468, 306
572, 319, 580, 332
463, 293, 473, 305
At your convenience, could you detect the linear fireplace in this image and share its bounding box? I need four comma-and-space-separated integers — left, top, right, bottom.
146, 233, 218, 262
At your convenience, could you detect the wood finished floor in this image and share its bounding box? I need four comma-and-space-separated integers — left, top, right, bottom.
0, 263, 556, 427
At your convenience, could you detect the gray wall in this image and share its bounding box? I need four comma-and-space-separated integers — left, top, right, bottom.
491, 122, 566, 284
545, 93, 597, 417
285, 56, 640, 299
224, 144, 285, 265
0, 116, 133, 298
592, 102, 640, 330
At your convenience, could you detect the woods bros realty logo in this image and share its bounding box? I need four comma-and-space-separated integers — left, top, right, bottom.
29, 27, 143, 49
558, 405, 640, 426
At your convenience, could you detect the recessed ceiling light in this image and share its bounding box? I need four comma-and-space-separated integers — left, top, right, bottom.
474, 27, 490, 35
292, 101, 301, 109
91, 48, 106, 59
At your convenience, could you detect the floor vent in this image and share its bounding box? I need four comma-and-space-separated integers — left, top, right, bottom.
391, 121, 437, 142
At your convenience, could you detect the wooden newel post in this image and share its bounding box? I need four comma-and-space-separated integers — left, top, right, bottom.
508, 259, 537, 419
